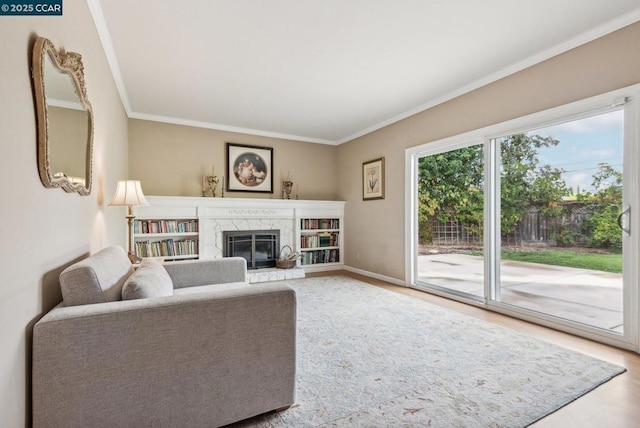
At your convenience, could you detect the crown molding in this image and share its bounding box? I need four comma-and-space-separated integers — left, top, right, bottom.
46, 98, 84, 111
337, 7, 640, 145
88, 1, 640, 147
87, 0, 132, 115
128, 111, 338, 145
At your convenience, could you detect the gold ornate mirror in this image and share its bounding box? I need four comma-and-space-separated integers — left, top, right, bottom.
32, 37, 94, 195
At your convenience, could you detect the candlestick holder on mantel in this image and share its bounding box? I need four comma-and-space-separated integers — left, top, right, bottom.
202, 175, 218, 197
202, 175, 225, 197
282, 180, 293, 199
202, 166, 226, 197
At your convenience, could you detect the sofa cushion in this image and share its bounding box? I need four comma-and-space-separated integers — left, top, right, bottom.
60, 246, 134, 306
172, 281, 249, 296
122, 259, 174, 300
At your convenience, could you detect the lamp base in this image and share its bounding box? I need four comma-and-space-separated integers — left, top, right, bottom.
125, 212, 142, 264
127, 252, 142, 264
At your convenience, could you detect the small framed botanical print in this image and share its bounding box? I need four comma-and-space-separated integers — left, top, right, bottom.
362, 157, 385, 200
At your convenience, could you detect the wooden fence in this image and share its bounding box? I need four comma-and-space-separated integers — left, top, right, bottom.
428, 202, 593, 246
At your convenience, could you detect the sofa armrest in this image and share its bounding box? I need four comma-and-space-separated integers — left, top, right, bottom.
33, 282, 296, 428
162, 256, 247, 289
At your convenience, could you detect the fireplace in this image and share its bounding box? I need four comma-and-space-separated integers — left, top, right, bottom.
223, 230, 280, 269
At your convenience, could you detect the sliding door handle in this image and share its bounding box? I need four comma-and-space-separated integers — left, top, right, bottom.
617, 205, 631, 236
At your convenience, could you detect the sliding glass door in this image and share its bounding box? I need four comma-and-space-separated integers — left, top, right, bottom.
408, 88, 639, 349
494, 110, 626, 333
415, 143, 485, 301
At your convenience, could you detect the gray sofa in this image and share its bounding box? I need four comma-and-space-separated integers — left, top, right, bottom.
32, 246, 296, 428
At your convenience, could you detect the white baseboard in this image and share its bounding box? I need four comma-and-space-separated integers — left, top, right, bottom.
302, 263, 345, 273
343, 266, 406, 287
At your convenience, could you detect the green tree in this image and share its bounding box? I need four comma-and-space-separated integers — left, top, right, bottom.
418, 134, 569, 245
499, 134, 567, 234
417, 145, 484, 243
580, 163, 623, 249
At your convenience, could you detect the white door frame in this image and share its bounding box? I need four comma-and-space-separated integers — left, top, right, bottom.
406, 84, 640, 352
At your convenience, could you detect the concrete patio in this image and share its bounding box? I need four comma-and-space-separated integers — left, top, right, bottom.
417, 253, 623, 332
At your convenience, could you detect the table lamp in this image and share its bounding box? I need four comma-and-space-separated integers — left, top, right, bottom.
108, 180, 149, 263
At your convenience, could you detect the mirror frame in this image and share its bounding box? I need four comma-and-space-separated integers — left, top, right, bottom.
32, 37, 94, 196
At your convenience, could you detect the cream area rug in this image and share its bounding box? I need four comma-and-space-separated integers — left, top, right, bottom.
231, 275, 625, 427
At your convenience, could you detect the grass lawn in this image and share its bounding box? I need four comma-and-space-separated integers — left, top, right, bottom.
500, 248, 622, 273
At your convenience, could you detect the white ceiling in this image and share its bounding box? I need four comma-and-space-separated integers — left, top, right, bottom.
89, 0, 640, 145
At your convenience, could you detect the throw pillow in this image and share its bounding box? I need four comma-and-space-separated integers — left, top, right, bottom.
122, 259, 174, 300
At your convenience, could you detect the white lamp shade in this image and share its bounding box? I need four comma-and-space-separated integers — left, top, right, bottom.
108, 180, 149, 206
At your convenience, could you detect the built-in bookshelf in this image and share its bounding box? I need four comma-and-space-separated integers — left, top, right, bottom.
133, 218, 199, 261
299, 218, 341, 267
133, 197, 344, 271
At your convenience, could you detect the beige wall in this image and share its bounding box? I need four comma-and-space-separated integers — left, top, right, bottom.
0, 3, 128, 426
129, 119, 339, 200
338, 21, 640, 281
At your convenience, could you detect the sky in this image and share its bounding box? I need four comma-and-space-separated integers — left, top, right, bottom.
531, 109, 623, 194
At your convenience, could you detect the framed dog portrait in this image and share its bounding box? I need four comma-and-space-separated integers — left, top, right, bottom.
226, 143, 274, 193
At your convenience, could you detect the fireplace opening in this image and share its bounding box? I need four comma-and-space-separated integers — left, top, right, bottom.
223, 230, 280, 269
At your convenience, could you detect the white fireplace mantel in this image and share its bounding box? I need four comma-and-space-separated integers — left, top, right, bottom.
140, 195, 344, 214
135, 196, 345, 268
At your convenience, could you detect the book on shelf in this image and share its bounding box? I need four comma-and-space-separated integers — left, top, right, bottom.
135, 238, 198, 258
300, 232, 339, 249
134, 219, 198, 234
300, 218, 339, 230
319, 233, 330, 247
301, 249, 339, 265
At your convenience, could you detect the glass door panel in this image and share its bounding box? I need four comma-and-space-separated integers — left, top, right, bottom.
416, 144, 485, 300
495, 110, 624, 333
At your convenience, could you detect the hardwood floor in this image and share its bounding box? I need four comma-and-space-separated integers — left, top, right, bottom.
308, 270, 640, 427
